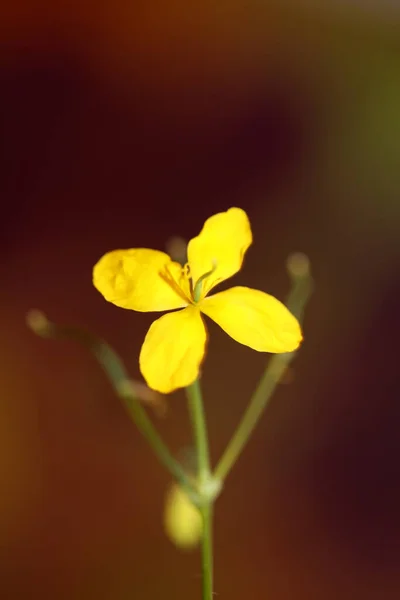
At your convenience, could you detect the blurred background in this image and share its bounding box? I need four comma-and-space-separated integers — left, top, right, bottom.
1, 1, 400, 598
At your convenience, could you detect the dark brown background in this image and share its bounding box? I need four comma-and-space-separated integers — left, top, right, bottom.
1, 2, 400, 598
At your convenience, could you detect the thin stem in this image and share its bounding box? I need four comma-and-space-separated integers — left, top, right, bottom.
118, 384, 193, 490
214, 255, 313, 482
186, 379, 213, 600
27, 311, 194, 493
200, 502, 213, 600
186, 379, 211, 482
214, 352, 292, 481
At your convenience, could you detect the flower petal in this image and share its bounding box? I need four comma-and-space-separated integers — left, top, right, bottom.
139, 307, 207, 393
93, 248, 190, 311
187, 208, 252, 296
200, 286, 302, 353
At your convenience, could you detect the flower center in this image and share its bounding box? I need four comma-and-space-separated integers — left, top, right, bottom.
164, 261, 217, 305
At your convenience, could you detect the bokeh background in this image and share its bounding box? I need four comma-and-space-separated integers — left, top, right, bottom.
1, 1, 400, 598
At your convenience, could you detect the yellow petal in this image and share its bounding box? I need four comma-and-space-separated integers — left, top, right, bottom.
93, 248, 190, 311
164, 483, 202, 550
187, 208, 252, 296
139, 307, 207, 393
200, 286, 302, 353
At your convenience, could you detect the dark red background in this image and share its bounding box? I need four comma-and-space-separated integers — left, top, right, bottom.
1, 2, 400, 598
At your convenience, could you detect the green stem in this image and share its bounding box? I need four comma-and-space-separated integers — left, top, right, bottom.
117, 384, 192, 491
214, 255, 313, 482
186, 379, 213, 600
200, 502, 213, 600
27, 311, 194, 493
186, 379, 211, 482
214, 352, 292, 481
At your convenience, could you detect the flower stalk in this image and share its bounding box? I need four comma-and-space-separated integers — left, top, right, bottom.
199, 502, 213, 600
186, 379, 214, 600
186, 379, 211, 484
26, 310, 195, 495
215, 252, 313, 481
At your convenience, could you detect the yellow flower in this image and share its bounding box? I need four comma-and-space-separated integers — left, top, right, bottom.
93, 208, 302, 393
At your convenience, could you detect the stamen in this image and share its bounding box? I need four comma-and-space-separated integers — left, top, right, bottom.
160, 264, 192, 304
182, 263, 194, 298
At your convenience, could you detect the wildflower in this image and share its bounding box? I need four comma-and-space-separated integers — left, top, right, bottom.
93, 208, 302, 393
